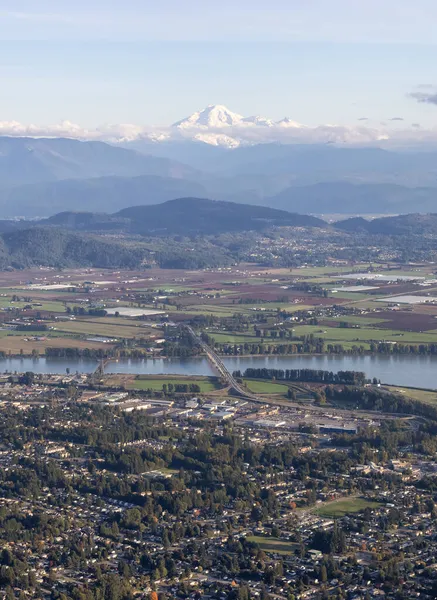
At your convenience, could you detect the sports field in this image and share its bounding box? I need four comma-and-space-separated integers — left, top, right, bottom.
315, 497, 380, 518
246, 535, 298, 555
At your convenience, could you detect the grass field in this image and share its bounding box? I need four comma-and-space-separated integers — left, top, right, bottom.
286, 265, 380, 277
384, 385, 437, 405
211, 332, 259, 344
180, 305, 252, 316
315, 497, 380, 518
246, 535, 298, 555
0, 336, 110, 354
181, 303, 312, 316
329, 291, 378, 301
130, 376, 220, 393
292, 324, 437, 344
323, 315, 387, 325
243, 379, 289, 395
48, 319, 153, 339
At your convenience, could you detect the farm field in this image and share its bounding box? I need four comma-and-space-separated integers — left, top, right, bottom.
315, 497, 380, 518
368, 310, 437, 332
0, 335, 111, 354
291, 324, 437, 344
285, 264, 382, 277
1, 263, 437, 360
179, 303, 313, 316
47, 319, 154, 339
322, 315, 387, 326
329, 291, 380, 301
210, 332, 260, 344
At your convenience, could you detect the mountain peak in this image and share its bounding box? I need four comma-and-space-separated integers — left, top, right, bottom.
277, 117, 302, 128
173, 105, 244, 130
170, 105, 304, 148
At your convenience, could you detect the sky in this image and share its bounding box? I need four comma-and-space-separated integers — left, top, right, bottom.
1, 0, 437, 144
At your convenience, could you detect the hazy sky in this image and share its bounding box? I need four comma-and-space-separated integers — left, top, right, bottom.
1, 0, 437, 131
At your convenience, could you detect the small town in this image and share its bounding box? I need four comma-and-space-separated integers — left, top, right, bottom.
0, 361, 436, 600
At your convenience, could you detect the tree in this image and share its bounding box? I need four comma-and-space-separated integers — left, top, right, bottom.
19, 371, 35, 386
287, 388, 297, 401
5, 587, 14, 600
320, 565, 328, 583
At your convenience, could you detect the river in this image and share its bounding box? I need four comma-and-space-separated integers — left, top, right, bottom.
1, 354, 437, 389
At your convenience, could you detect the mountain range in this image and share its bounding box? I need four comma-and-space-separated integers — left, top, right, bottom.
0, 175, 208, 217
1, 122, 437, 217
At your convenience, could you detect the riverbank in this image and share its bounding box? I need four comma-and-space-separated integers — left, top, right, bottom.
2, 354, 437, 389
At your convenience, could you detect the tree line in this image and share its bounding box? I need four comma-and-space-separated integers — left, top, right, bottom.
234, 368, 367, 386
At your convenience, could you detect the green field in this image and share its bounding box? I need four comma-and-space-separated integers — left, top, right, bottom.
211, 332, 259, 344
180, 305, 252, 316
322, 315, 387, 326
48, 319, 152, 339
291, 324, 437, 344
243, 379, 289, 395
0, 298, 67, 312
315, 497, 380, 518
181, 303, 312, 317
384, 385, 437, 406
247, 535, 298, 555
130, 376, 220, 393
330, 291, 378, 301
287, 265, 379, 277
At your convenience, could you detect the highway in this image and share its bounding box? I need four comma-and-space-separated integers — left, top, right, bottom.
184, 326, 261, 401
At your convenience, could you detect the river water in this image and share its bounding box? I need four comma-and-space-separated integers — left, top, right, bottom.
1, 354, 436, 389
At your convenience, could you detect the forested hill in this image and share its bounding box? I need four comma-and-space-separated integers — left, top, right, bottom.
0, 198, 326, 270
334, 213, 437, 235
44, 197, 326, 235
0, 228, 146, 270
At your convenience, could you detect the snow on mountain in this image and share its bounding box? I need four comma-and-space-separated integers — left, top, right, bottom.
173, 105, 284, 131
171, 105, 305, 147
241, 115, 275, 127
193, 132, 241, 148
173, 105, 244, 129
277, 117, 302, 128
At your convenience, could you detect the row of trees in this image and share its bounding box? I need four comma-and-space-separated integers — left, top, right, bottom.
234, 368, 367, 386
162, 383, 201, 394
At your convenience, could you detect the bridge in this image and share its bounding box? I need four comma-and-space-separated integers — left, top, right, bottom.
93, 358, 111, 378
184, 326, 261, 401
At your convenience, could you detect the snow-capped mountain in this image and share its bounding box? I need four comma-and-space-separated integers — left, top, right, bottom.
0, 104, 422, 149
171, 104, 301, 147
119, 105, 385, 149
173, 105, 244, 129
193, 132, 241, 148
241, 115, 275, 127
277, 117, 302, 128
173, 104, 281, 131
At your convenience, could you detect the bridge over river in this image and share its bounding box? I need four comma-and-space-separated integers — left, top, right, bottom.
184, 326, 262, 401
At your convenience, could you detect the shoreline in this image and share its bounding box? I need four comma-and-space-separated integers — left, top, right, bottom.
3, 349, 437, 360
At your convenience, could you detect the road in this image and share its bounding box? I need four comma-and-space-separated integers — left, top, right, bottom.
183, 327, 421, 423
184, 326, 261, 401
